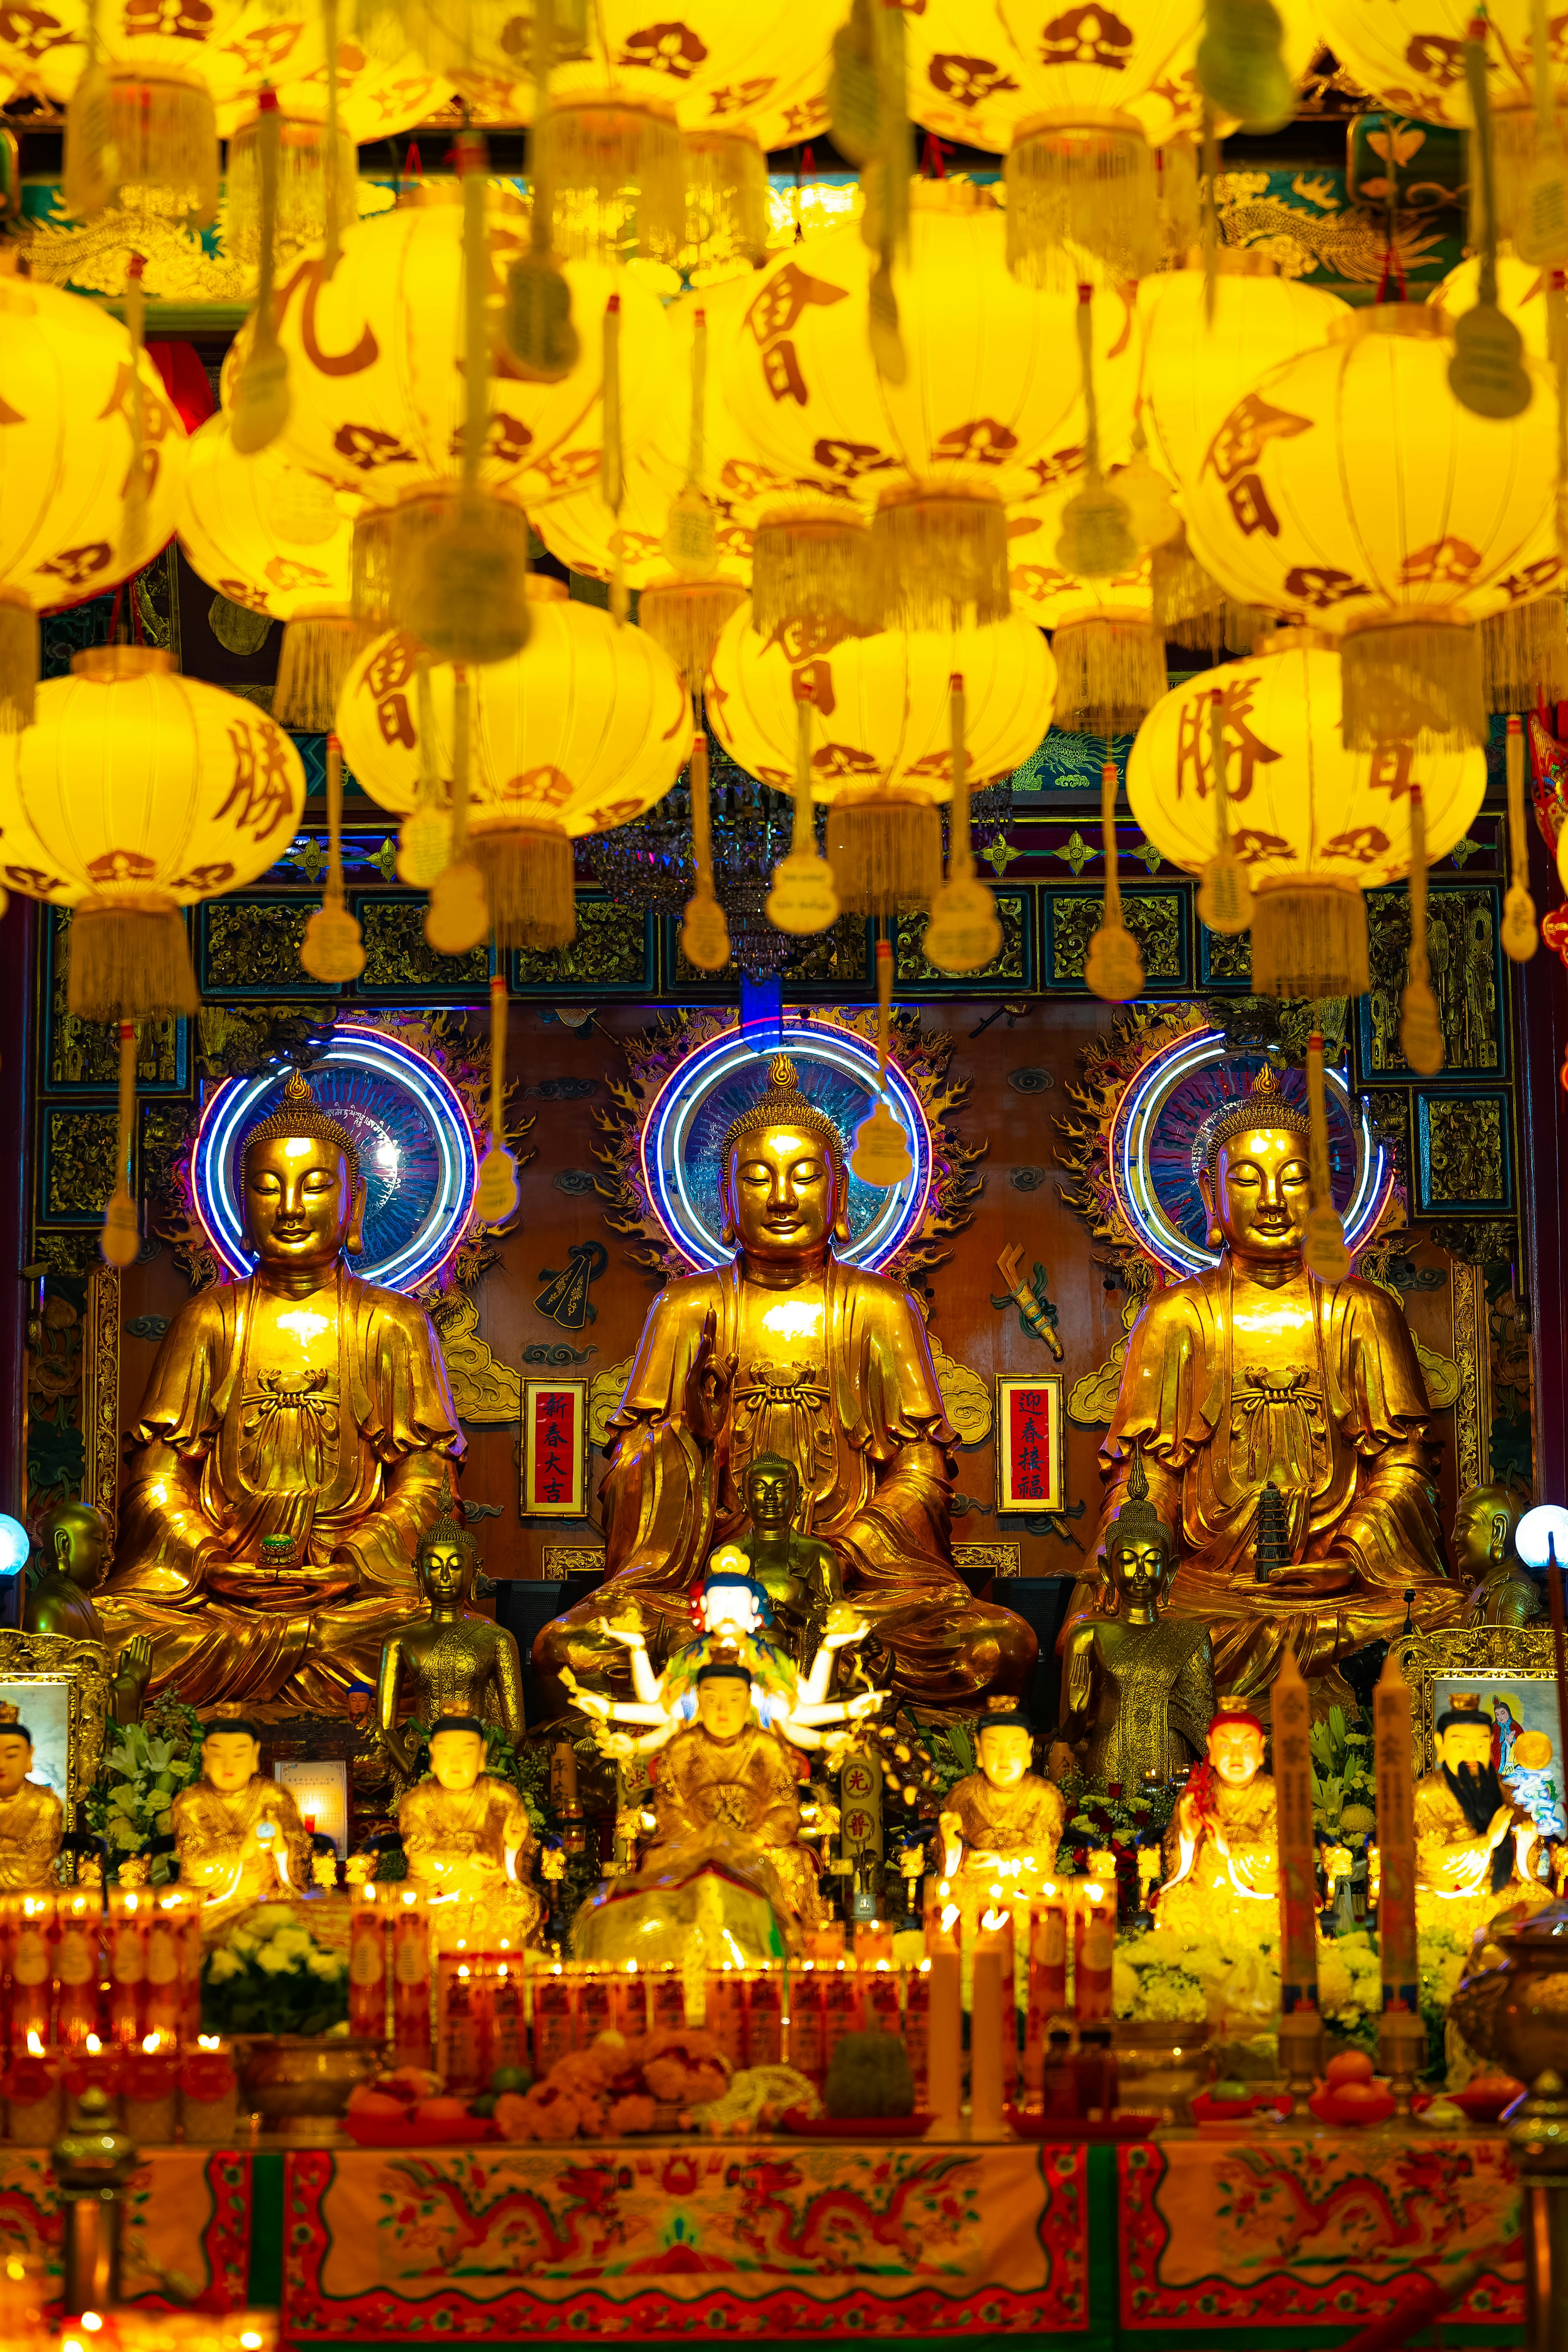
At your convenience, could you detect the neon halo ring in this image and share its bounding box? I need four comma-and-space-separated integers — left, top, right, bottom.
639, 1020, 934, 1273
1108, 1027, 1392, 1281
192, 1024, 479, 1293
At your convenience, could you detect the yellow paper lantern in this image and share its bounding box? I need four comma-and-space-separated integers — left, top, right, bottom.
336, 579, 693, 946
213, 35, 445, 143
0, 645, 305, 1015
1176, 304, 1557, 750
705, 598, 1056, 909
1127, 634, 1486, 995
0, 265, 185, 728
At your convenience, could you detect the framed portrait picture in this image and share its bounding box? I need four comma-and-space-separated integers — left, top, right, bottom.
522, 1378, 590, 1519
0, 1631, 115, 1813
995, 1376, 1066, 1515
1392, 1628, 1566, 1840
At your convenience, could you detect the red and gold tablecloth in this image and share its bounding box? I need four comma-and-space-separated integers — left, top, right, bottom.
0, 2145, 251, 2310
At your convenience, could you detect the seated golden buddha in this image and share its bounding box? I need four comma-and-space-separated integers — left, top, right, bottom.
99, 1070, 464, 1718
172, 1714, 313, 1944
1066, 1065, 1458, 1711
399, 1715, 543, 1951
536, 1054, 1034, 1714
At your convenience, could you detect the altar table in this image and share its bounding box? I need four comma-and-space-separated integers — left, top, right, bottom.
0, 2130, 1528, 2349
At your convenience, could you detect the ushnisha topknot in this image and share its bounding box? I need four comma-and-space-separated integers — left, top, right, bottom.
242, 1067, 360, 1191
1190, 1062, 1312, 1190
1102, 1443, 1172, 1564
719, 1052, 846, 1171
419, 1468, 477, 1566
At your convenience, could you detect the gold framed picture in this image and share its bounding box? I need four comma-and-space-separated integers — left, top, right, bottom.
0, 1631, 115, 1815
1392, 1626, 1566, 1838
521, 1377, 590, 1519
995, 1376, 1066, 1515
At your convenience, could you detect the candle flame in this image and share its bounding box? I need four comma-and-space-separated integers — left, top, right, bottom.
940, 1904, 960, 1935
142, 2031, 164, 2053
26, 2030, 44, 2055
198, 2035, 222, 2049
980, 1908, 1009, 1933
86, 2033, 102, 2054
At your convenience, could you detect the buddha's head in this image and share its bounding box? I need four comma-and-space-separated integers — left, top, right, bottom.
1194, 1065, 1315, 1274
1102, 1446, 1173, 1621
694, 1662, 753, 1741
38, 1499, 110, 1593
976, 1703, 1034, 1791
1453, 1484, 1526, 1581
718, 1054, 849, 1273
240, 1067, 365, 1276
1206, 1703, 1265, 1789
746, 1451, 801, 1539
416, 1473, 477, 1608
428, 1715, 486, 1793
0, 1706, 33, 1801
202, 1716, 262, 1795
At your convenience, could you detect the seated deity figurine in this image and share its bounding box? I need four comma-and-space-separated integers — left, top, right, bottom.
398, 1713, 543, 1951
535, 1054, 1034, 1712
938, 1700, 1065, 1883
376, 1475, 526, 1794
1413, 1694, 1554, 1940
171, 1713, 312, 1943
1058, 1450, 1216, 1786
98, 1069, 464, 1718
1156, 1700, 1279, 1937
0, 1704, 63, 1892
733, 1452, 843, 1667
1066, 1064, 1459, 1711
25, 1503, 151, 1728
1454, 1486, 1541, 1627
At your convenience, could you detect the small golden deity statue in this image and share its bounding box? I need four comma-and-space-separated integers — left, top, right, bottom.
1068, 1063, 1457, 1710
171, 1713, 312, 1943
99, 1069, 464, 1718
1414, 1693, 1553, 1938
0, 1704, 63, 1891
376, 1475, 526, 1793
25, 1502, 152, 1728
1157, 1700, 1279, 1936
398, 1713, 542, 1949
938, 1700, 1065, 1882
1058, 1450, 1216, 1786
537, 1055, 1033, 1711
733, 1452, 843, 1667
1454, 1486, 1541, 1627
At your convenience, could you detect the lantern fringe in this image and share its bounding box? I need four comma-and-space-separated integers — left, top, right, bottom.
1489, 102, 1564, 252
752, 508, 882, 637
67, 904, 199, 1021
274, 612, 364, 733
1340, 619, 1486, 752
469, 824, 577, 949
226, 110, 357, 266
536, 96, 684, 266
93, 69, 218, 226
1004, 113, 1158, 289
392, 488, 532, 666
1151, 534, 1226, 647
873, 486, 1010, 630
0, 597, 37, 731
681, 128, 769, 273
637, 577, 747, 684
351, 509, 394, 630
1251, 884, 1370, 999
1226, 600, 1266, 655
1481, 597, 1568, 710
1051, 615, 1167, 735
823, 791, 943, 916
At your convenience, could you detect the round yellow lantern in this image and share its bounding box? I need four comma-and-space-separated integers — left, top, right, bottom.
0, 646, 305, 1016
1127, 632, 1486, 996
705, 600, 1056, 909
1177, 305, 1557, 751
214, 34, 444, 143
0, 265, 185, 728
336, 580, 693, 947
176, 414, 359, 732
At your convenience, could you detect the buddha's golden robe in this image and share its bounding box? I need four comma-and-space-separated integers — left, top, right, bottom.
1066, 1617, 1216, 1787
945, 1770, 1065, 1868
1069, 1265, 1459, 1705
171, 1772, 312, 1943
0, 1782, 64, 1892
1412, 1769, 1554, 1942
100, 1270, 463, 1715
536, 1256, 1034, 1709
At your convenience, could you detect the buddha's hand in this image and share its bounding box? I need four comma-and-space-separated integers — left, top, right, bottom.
822, 1607, 870, 1650
599, 1612, 647, 1652
116, 1636, 153, 1688
682, 1309, 736, 1444
938, 1809, 962, 1851
575, 1688, 612, 1720
846, 1689, 884, 1718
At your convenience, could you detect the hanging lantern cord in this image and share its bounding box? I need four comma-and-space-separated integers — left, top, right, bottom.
1503, 711, 1540, 958
323, 0, 342, 279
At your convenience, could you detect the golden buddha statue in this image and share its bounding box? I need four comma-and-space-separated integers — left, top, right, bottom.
376, 1475, 526, 1793
1059, 1450, 1216, 1786
734, 1451, 843, 1668
398, 1714, 542, 1949
171, 1714, 313, 1943
1156, 1701, 1278, 1937
1414, 1693, 1553, 1940
1067, 1064, 1457, 1710
99, 1069, 464, 1718
1454, 1486, 1541, 1627
938, 1701, 1065, 1880
25, 1502, 152, 1728
536, 1054, 1034, 1712
0, 1705, 64, 1892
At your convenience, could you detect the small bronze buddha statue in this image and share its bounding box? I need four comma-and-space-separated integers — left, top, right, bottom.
731, 1452, 843, 1668
0, 1704, 63, 1891
1454, 1486, 1541, 1627
25, 1502, 151, 1727
376, 1475, 525, 1791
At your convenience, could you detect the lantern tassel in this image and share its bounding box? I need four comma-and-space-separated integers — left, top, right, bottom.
753, 506, 881, 637
469, 830, 577, 949
1502, 710, 1540, 959
1252, 883, 1370, 998
474, 962, 521, 1225
534, 94, 684, 266
100, 1017, 141, 1270
1450, 16, 1532, 419
1481, 597, 1568, 708
681, 129, 769, 274
765, 674, 840, 936
1003, 113, 1157, 289
662, 305, 719, 581
849, 926, 914, 1187
1151, 530, 1227, 648
506, 0, 579, 378
68, 902, 198, 1021
873, 482, 1010, 632
1054, 286, 1136, 579
1051, 614, 1166, 737
323, 0, 343, 281
1301, 1026, 1352, 1284
1196, 685, 1254, 935
273, 611, 362, 734
300, 733, 366, 981
638, 579, 746, 682
602, 291, 628, 624
680, 704, 730, 972
925, 670, 1004, 975
425, 663, 491, 956
396, 652, 453, 886
63, 0, 115, 221
230, 89, 291, 455
120, 252, 147, 572
0, 591, 38, 733
1399, 784, 1446, 1072
1552, 270, 1568, 553
1340, 618, 1487, 752
1085, 757, 1145, 1002
826, 791, 944, 918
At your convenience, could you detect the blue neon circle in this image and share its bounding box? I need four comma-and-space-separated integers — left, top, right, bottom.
640, 1022, 933, 1272
193, 1025, 479, 1293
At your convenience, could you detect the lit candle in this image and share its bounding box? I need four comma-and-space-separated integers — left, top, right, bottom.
1373, 1649, 1419, 2006
927, 1949, 962, 2127
976, 1900, 1017, 2102
969, 1948, 1007, 2138
1073, 1881, 1115, 2025
348, 1886, 387, 2041
391, 1891, 432, 2068
1024, 1883, 1068, 2101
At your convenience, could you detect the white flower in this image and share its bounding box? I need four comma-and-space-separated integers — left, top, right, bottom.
205, 1948, 242, 1982
254, 1943, 295, 1976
